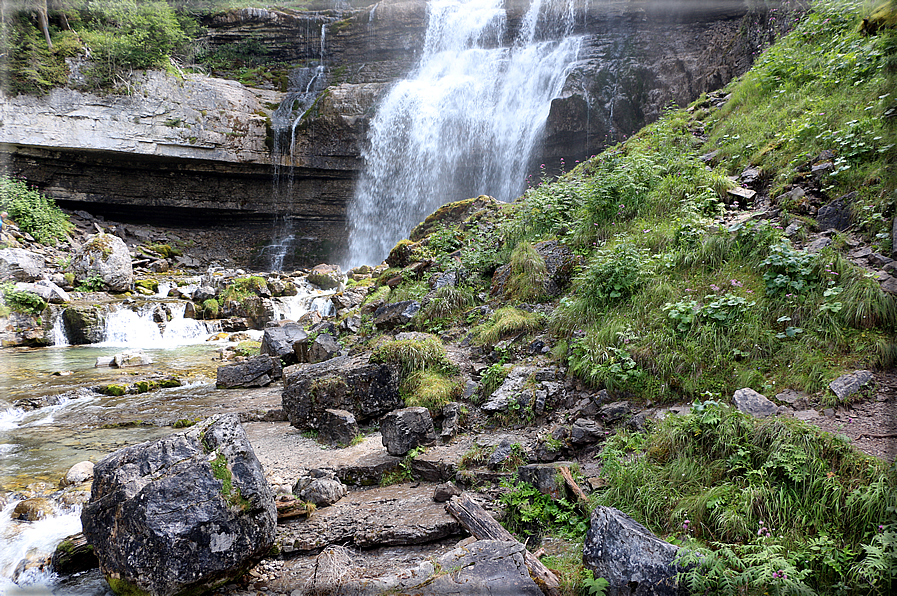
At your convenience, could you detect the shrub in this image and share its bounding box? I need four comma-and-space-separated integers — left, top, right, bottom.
0, 284, 47, 316
0, 176, 72, 244
575, 244, 645, 314
402, 369, 463, 415
504, 241, 547, 302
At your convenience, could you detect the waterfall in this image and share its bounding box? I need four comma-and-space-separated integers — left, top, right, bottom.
101, 302, 209, 348
346, 0, 583, 266
50, 313, 69, 347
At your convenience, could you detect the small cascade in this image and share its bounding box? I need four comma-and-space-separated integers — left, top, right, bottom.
272, 288, 337, 322
155, 281, 174, 298
50, 312, 69, 347
310, 296, 336, 317
347, 0, 584, 266
100, 302, 209, 348
0, 500, 83, 592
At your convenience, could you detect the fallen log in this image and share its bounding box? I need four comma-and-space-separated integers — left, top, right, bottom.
445, 493, 560, 596
276, 497, 314, 522
558, 466, 590, 506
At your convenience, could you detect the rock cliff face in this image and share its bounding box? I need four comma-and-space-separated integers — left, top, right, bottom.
0, 0, 795, 265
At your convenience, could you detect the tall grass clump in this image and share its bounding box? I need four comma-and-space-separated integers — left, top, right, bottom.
503, 242, 548, 302
594, 401, 897, 595
371, 335, 462, 414
472, 307, 543, 345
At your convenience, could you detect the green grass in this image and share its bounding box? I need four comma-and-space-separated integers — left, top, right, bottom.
0, 176, 72, 244
472, 307, 544, 346
402, 369, 463, 416
589, 402, 896, 595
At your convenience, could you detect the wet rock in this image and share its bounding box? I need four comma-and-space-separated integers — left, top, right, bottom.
14, 387, 94, 411
282, 354, 402, 428
216, 354, 282, 388
733, 387, 779, 417
433, 482, 463, 502
318, 408, 358, 446
440, 401, 463, 440
571, 418, 604, 445
62, 305, 105, 345
336, 452, 403, 487
72, 233, 133, 292
13, 497, 54, 521
193, 285, 218, 302
481, 366, 536, 413
52, 533, 98, 576
381, 407, 437, 456
518, 462, 577, 499
487, 437, 524, 470
411, 441, 469, 482
599, 401, 632, 424
278, 484, 460, 554
308, 333, 341, 363
340, 314, 362, 334
62, 461, 95, 487
260, 322, 307, 365
373, 300, 421, 329
583, 506, 682, 596
412, 540, 543, 596
829, 370, 874, 401
307, 264, 343, 290
81, 414, 276, 596
816, 194, 855, 231
112, 349, 152, 368
330, 288, 366, 311
0, 248, 45, 281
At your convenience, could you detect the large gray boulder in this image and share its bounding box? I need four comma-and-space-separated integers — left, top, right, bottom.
373, 300, 420, 329
282, 354, 401, 429
381, 407, 437, 456
829, 370, 874, 401
0, 248, 45, 282
583, 506, 682, 596
81, 415, 276, 596
71, 233, 133, 292
733, 387, 779, 417
259, 323, 307, 365
62, 305, 105, 344
216, 354, 282, 388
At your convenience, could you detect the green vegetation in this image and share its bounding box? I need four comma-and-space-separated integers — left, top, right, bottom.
220, 276, 267, 306
371, 335, 462, 414
0, 283, 47, 316
234, 340, 260, 356
472, 307, 543, 346
0, 176, 72, 244
503, 241, 547, 302
379, 445, 426, 486
209, 451, 251, 511
594, 402, 896, 595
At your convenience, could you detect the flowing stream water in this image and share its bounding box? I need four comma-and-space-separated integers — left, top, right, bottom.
0, 284, 335, 593
346, 0, 583, 266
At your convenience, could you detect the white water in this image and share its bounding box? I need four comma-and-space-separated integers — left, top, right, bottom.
346, 0, 583, 266
0, 501, 83, 594
272, 289, 337, 321
100, 303, 209, 348
49, 316, 68, 348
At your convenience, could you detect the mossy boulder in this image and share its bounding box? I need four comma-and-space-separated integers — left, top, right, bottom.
62, 305, 105, 344
409, 195, 503, 242
72, 233, 133, 293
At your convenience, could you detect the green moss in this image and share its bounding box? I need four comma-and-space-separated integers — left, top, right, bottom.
202, 298, 220, 318
106, 576, 151, 596
134, 279, 159, 293
158, 378, 182, 389
234, 340, 260, 357
402, 369, 464, 416
210, 452, 251, 511
173, 418, 200, 428
100, 384, 128, 396
133, 380, 158, 394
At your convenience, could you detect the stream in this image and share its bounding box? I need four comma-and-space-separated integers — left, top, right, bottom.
0, 286, 333, 594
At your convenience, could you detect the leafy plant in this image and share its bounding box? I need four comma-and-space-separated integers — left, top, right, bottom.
0, 176, 72, 244
0, 284, 47, 315
760, 242, 818, 297
499, 479, 590, 542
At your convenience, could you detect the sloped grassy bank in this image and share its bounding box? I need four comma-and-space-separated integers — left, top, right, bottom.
356, 1, 896, 593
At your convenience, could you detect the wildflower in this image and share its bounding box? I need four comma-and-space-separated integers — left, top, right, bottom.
730, 279, 743, 287
710, 284, 720, 292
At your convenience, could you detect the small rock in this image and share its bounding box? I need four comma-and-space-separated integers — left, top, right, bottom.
733, 387, 778, 417
318, 409, 358, 447
294, 477, 347, 507
307, 264, 343, 290
433, 482, 462, 502
112, 350, 152, 368
62, 461, 95, 487
372, 300, 420, 329
13, 498, 54, 521
570, 418, 604, 445
517, 462, 577, 499
829, 370, 874, 401
599, 400, 631, 424
440, 401, 463, 440
216, 354, 282, 388
308, 333, 341, 364
806, 237, 832, 253
381, 407, 436, 456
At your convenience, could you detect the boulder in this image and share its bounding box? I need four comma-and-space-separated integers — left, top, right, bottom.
330, 288, 366, 311
193, 286, 218, 302
381, 407, 437, 456
13, 497, 54, 521
0, 248, 45, 281
71, 233, 133, 292
47, 302, 89, 342
336, 452, 403, 487
282, 354, 402, 428
318, 408, 359, 446
62, 461, 95, 487
372, 300, 420, 328
16, 280, 70, 304
733, 387, 779, 417
440, 401, 463, 440
308, 333, 341, 363
112, 350, 152, 368
829, 370, 874, 401
216, 354, 282, 388
293, 472, 348, 507
52, 533, 99, 576
482, 367, 536, 413
583, 506, 682, 596
307, 264, 343, 290
433, 482, 463, 502
81, 414, 276, 596
571, 418, 605, 445
259, 322, 307, 365
599, 401, 632, 424
816, 193, 855, 231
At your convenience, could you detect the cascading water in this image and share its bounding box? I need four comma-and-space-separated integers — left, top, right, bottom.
346, 0, 583, 266
260, 24, 331, 271
101, 302, 209, 348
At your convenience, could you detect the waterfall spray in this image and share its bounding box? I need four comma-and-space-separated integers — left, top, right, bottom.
346, 0, 583, 267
